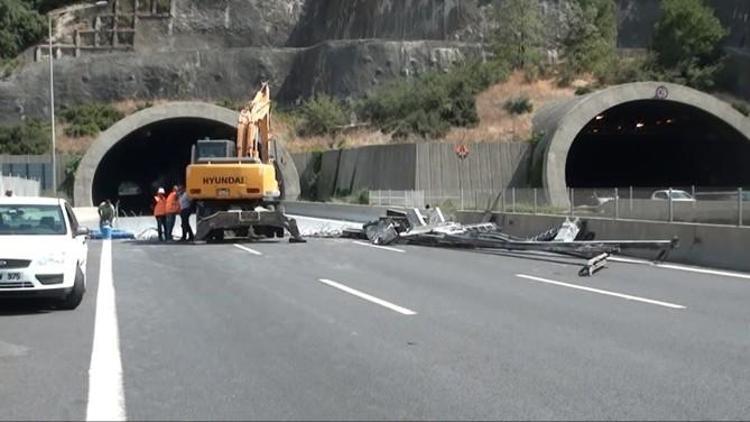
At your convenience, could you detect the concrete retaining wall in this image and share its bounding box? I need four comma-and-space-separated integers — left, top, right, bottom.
293, 142, 531, 202
415, 142, 531, 196
294, 144, 418, 201
458, 211, 750, 273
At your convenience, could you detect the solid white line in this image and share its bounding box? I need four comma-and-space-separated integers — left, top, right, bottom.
516, 274, 686, 310
318, 278, 417, 315
352, 240, 406, 253
86, 239, 127, 421
233, 244, 263, 256
609, 257, 750, 280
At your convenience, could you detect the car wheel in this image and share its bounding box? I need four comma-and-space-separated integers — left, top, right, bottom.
58, 265, 86, 310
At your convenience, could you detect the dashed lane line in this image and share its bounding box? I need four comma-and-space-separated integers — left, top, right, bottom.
352, 240, 406, 254
233, 244, 263, 256
318, 278, 417, 315
516, 274, 686, 310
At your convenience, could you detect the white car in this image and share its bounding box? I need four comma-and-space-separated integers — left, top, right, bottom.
0, 197, 89, 309
650, 190, 696, 202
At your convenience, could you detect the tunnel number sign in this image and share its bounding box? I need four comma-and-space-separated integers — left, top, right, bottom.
454, 144, 470, 160
655, 85, 669, 100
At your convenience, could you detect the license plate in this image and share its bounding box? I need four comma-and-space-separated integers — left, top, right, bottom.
0, 272, 21, 282
217, 188, 230, 198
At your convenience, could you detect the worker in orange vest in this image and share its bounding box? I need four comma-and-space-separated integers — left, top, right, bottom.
165, 185, 181, 242
153, 187, 168, 242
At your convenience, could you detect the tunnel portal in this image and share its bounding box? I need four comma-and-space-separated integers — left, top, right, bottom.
566, 100, 750, 189
92, 118, 235, 215
75, 102, 302, 211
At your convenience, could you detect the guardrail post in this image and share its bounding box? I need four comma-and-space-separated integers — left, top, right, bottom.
511, 187, 516, 213
614, 187, 619, 221
668, 187, 674, 222
533, 188, 538, 215
569, 188, 575, 217
739, 187, 743, 227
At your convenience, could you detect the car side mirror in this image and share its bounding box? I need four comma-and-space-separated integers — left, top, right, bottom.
76, 227, 90, 237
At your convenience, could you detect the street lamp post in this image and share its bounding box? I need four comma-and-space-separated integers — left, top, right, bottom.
48, 13, 56, 196
47, 1, 108, 196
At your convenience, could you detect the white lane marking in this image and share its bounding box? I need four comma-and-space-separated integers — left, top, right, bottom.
233, 244, 263, 256
609, 257, 750, 280
353, 240, 406, 253
87, 239, 127, 421
318, 278, 417, 315
287, 214, 362, 225
516, 274, 686, 310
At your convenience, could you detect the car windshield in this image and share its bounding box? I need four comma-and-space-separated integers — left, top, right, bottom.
0, 204, 67, 235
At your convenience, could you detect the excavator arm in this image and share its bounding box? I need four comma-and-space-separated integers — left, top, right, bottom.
236, 83, 272, 162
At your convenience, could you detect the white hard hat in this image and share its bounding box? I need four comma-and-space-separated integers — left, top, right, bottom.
157, 187, 165, 194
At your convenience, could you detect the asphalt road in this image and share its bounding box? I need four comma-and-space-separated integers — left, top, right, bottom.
2, 216, 750, 420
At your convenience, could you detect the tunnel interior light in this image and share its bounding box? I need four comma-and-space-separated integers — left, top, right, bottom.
636, 122, 645, 128
595, 115, 604, 120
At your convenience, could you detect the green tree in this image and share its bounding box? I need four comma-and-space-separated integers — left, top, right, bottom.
562, 0, 617, 77
650, 0, 727, 89
490, 0, 544, 72
0, 0, 45, 60
61, 103, 124, 137
358, 60, 508, 140
0, 119, 50, 154
297, 94, 349, 137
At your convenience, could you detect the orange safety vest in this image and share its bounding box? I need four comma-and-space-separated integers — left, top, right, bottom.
166, 191, 181, 214
153, 194, 167, 217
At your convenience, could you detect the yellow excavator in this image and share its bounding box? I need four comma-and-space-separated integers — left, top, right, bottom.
185, 83, 305, 243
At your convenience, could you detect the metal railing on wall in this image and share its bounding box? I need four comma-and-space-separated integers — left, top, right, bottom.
370, 186, 750, 227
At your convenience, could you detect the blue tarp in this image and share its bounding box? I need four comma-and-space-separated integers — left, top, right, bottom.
89, 229, 135, 240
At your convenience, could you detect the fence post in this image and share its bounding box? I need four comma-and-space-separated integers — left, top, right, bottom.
738, 187, 743, 227
629, 186, 633, 215
614, 187, 619, 221
511, 188, 516, 213
533, 188, 538, 215
668, 187, 674, 222
569, 188, 575, 217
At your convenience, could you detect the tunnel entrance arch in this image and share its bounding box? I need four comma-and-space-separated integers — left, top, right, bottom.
532, 82, 750, 206
74, 102, 300, 211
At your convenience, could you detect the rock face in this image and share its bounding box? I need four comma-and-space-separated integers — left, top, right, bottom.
0, 0, 748, 125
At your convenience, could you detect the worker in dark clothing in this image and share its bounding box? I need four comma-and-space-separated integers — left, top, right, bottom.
178, 185, 194, 242
97, 199, 115, 230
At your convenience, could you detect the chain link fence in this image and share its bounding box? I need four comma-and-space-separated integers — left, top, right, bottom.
370, 186, 750, 227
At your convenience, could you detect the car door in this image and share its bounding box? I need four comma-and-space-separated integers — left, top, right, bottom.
64, 202, 88, 275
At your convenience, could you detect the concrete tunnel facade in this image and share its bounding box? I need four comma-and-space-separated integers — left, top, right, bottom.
74, 102, 300, 210
532, 82, 750, 206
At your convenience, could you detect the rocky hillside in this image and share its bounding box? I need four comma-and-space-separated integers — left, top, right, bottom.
0, 0, 747, 125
